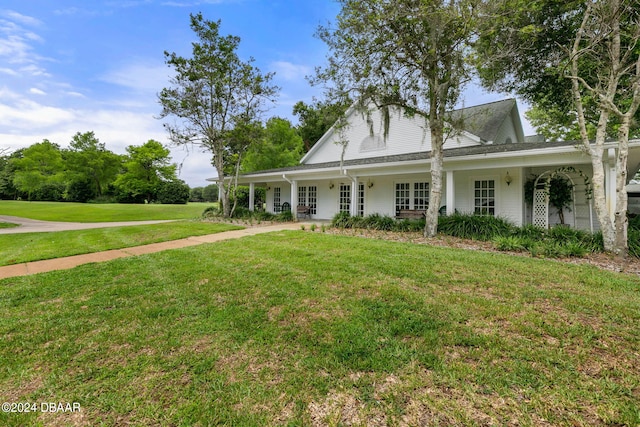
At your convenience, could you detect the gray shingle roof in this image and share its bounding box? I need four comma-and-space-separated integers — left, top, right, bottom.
448, 99, 516, 142
240, 140, 580, 177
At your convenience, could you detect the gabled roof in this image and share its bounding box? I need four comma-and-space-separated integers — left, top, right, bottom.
448, 99, 520, 143
301, 98, 522, 164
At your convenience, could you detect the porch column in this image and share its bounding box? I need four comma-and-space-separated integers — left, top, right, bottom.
249, 182, 255, 212
351, 177, 358, 217
607, 148, 616, 221
291, 180, 298, 219
446, 170, 455, 215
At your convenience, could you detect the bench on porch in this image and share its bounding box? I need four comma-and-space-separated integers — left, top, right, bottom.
296, 205, 312, 219
395, 209, 426, 220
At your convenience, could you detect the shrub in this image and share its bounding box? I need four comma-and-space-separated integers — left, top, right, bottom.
33, 183, 66, 201
231, 206, 251, 218
189, 187, 205, 202
561, 241, 589, 257
331, 212, 353, 228
253, 211, 277, 221
548, 225, 588, 243
157, 180, 190, 204
628, 228, 640, 258
437, 213, 514, 240
202, 206, 220, 218
277, 210, 293, 222
493, 235, 532, 252
66, 179, 96, 203
366, 214, 395, 231
536, 241, 588, 258
512, 224, 546, 240
203, 184, 219, 202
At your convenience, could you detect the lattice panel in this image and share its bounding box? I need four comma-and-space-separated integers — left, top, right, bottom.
532, 189, 549, 229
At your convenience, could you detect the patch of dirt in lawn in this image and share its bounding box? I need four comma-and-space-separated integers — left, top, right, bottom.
323, 228, 640, 277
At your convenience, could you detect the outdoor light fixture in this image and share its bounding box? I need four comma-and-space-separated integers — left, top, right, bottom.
367, 179, 374, 189
329, 182, 334, 189
505, 171, 513, 186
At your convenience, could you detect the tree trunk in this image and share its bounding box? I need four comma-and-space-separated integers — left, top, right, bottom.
613, 118, 631, 258
214, 156, 231, 218
589, 149, 616, 252
425, 125, 444, 238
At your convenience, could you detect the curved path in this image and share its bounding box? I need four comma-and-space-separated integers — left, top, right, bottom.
0, 215, 177, 234
0, 221, 310, 279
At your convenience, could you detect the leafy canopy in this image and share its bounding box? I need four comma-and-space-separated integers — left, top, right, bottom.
158, 13, 278, 216
242, 117, 303, 173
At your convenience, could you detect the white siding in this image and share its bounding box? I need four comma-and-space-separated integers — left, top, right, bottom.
304, 106, 481, 165
453, 169, 523, 225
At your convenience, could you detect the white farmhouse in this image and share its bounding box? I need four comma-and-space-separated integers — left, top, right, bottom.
222, 99, 640, 230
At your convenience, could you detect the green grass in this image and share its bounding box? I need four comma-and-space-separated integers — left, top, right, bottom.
0, 200, 216, 222
0, 222, 18, 229
0, 221, 242, 266
1, 232, 639, 426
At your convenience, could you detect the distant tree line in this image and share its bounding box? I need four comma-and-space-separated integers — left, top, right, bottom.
0, 101, 346, 205
0, 132, 192, 204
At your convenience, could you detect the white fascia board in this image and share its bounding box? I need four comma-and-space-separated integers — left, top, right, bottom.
443, 144, 588, 169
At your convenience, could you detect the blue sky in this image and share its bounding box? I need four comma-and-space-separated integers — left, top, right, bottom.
0, 0, 531, 187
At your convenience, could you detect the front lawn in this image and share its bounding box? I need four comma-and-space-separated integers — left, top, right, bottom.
0, 200, 215, 222
1, 232, 638, 426
0, 221, 242, 266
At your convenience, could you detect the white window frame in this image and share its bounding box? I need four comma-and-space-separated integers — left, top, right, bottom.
394, 181, 430, 212
273, 187, 281, 213
357, 182, 365, 217
298, 185, 317, 214
472, 177, 497, 216
395, 182, 411, 211
338, 183, 351, 213
413, 182, 430, 210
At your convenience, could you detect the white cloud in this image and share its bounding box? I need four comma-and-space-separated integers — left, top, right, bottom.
0, 86, 214, 186
0, 100, 76, 130
64, 91, 86, 98
0, 11, 48, 78
0, 10, 42, 27
0, 67, 17, 76
270, 61, 312, 82
29, 87, 46, 95
99, 60, 172, 94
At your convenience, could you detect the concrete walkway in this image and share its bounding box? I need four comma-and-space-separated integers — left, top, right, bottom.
0, 215, 177, 234
0, 222, 308, 280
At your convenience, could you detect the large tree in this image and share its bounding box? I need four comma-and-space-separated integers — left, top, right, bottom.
11, 140, 65, 201
314, 0, 478, 237
242, 117, 303, 173
159, 13, 278, 217
64, 131, 122, 198
292, 98, 351, 151
114, 140, 178, 203
0, 148, 18, 199
476, 0, 640, 256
